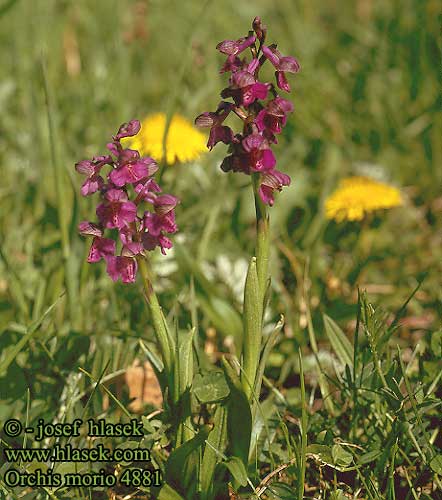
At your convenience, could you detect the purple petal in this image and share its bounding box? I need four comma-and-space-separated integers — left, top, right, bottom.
232, 71, 256, 88
255, 149, 276, 172
135, 178, 162, 203
259, 184, 275, 206
235, 35, 256, 54
105, 189, 128, 202
195, 112, 215, 128
208, 125, 234, 149
106, 256, 119, 281
242, 133, 265, 152
121, 242, 144, 257
154, 194, 179, 215
141, 157, 159, 177
217, 39, 238, 55
119, 227, 135, 245
255, 110, 268, 133
279, 56, 300, 73
216, 35, 255, 56
106, 256, 137, 283
262, 45, 280, 67
143, 212, 162, 236
118, 148, 140, 165
141, 233, 158, 251
242, 82, 268, 106
88, 237, 116, 263
276, 71, 290, 92
107, 142, 120, 156
109, 160, 150, 186
119, 202, 138, 225
119, 257, 138, 283
268, 97, 294, 116
220, 55, 244, 73
247, 58, 260, 74
158, 235, 173, 254
81, 176, 103, 196
78, 221, 103, 237
115, 120, 141, 140
75, 160, 94, 176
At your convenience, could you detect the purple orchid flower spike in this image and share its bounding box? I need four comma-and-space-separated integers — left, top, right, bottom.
75, 120, 180, 283
196, 17, 299, 206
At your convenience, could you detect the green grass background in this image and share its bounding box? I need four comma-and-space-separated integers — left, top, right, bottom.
0, 0, 441, 498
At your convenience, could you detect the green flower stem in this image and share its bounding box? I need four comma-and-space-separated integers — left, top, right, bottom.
252, 173, 270, 302
241, 175, 270, 400
137, 256, 173, 378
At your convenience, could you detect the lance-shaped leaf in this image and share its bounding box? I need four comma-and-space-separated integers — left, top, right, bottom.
217, 456, 248, 487
254, 315, 284, 399
158, 483, 185, 500
178, 327, 196, 396
165, 425, 211, 495
222, 357, 252, 467
323, 314, 353, 369
200, 404, 228, 500
242, 257, 262, 399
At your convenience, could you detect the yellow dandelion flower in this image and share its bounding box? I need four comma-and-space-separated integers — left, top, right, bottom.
123, 113, 207, 165
325, 176, 403, 222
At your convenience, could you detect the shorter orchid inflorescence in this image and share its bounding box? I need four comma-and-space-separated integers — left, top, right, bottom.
195, 17, 300, 206
76, 120, 179, 283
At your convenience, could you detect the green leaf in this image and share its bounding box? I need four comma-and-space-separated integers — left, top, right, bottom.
200, 404, 228, 500
266, 481, 297, 499
430, 455, 442, 475
358, 449, 382, 465
165, 425, 211, 494
330, 490, 347, 500
178, 327, 196, 395
222, 358, 252, 467
217, 456, 248, 487
254, 316, 284, 398
306, 444, 333, 464
0, 293, 63, 376
331, 444, 353, 467
249, 395, 277, 465
242, 257, 262, 399
323, 314, 353, 368
430, 330, 442, 357
199, 295, 243, 342
158, 483, 185, 500
193, 371, 230, 404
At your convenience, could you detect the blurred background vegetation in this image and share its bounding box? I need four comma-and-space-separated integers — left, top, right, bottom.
0, 0, 440, 495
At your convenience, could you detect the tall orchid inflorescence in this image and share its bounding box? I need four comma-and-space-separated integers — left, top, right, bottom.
195, 17, 300, 206
75, 120, 179, 283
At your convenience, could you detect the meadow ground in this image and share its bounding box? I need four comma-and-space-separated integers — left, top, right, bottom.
0, 0, 441, 499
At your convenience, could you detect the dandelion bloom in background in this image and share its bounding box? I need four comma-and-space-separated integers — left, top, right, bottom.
75, 120, 179, 283
325, 176, 403, 222
123, 113, 207, 165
